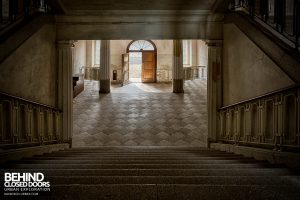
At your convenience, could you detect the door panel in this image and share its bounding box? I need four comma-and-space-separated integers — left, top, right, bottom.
122, 53, 129, 86
142, 52, 156, 83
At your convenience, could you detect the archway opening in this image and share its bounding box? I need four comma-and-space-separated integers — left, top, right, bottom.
126, 40, 157, 83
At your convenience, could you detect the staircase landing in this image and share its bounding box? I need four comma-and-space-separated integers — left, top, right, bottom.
2, 147, 300, 200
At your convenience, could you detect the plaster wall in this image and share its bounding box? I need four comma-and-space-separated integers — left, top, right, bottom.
197, 40, 208, 66
153, 40, 173, 82
74, 40, 86, 74
110, 40, 131, 82
196, 40, 208, 78
110, 40, 173, 82
223, 24, 295, 106
0, 25, 57, 107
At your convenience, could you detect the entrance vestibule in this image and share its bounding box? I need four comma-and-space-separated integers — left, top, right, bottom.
122, 40, 157, 84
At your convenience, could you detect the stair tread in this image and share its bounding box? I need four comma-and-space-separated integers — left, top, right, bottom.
47, 185, 300, 200
3, 147, 299, 199
3, 163, 275, 169
1, 168, 295, 176
37, 175, 300, 185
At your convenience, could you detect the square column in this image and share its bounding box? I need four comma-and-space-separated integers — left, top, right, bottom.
57, 40, 75, 145
99, 40, 111, 93
172, 40, 184, 93
206, 40, 223, 144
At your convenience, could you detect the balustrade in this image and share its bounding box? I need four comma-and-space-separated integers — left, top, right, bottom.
183, 66, 200, 81
82, 67, 100, 81
0, 0, 49, 31
0, 92, 62, 149
218, 85, 300, 151
230, 0, 300, 51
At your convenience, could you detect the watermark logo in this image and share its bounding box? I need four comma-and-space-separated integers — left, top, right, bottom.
3, 172, 51, 196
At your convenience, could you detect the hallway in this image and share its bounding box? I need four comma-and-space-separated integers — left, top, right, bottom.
72, 79, 207, 147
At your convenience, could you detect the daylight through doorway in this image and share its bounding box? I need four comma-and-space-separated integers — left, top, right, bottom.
129, 52, 142, 83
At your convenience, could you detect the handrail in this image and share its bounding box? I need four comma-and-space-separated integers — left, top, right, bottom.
0, 91, 61, 112
0, 0, 49, 32
219, 83, 300, 110
229, 0, 300, 51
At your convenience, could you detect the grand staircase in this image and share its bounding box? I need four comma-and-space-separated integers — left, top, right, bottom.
2, 147, 300, 200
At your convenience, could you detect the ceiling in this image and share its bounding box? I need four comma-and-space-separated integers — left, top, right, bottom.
52, 0, 229, 40
50, 0, 230, 14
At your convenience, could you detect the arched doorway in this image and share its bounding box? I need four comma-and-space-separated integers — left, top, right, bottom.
124, 40, 157, 83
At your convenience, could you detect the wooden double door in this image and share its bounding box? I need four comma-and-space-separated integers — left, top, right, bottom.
122, 51, 156, 85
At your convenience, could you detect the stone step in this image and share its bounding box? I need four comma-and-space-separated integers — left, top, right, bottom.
1, 168, 294, 176
3, 163, 272, 169
62, 150, 226, 154
42, 152, 239, 156
10, 158, 267, 165
58, 149, 230, 153
42, 176, 300, 185
66, 147, 212, 151
10, 159, 263, 165
28, 156, 248, 160
45, 185, 300, 200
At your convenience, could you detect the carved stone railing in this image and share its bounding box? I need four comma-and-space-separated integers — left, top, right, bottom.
82, 67, 100, 81
183, 66, 200, 80
0, 91, 63, 149
218, 84, 300, 152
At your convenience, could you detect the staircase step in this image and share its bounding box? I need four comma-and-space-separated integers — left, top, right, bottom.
66, 147, 212, 151
46, 185, 300, 200
41, 152, 239, 156
3, 163, 272, 169
1, 168, 294, 176
2, 147, 299, 199
10, 158, 267, 165
43, 176, 300, 185
28, 156, 249, 160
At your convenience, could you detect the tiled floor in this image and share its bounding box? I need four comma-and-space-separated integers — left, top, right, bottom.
72, 79, 208, 147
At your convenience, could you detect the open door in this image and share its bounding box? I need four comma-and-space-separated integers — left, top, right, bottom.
122, 53, 129, 86
142, 52, 156, 83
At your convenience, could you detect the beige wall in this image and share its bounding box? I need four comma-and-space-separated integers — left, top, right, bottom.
110, 40, 173, 82
0, 25, 57, 107
196, 40, 208, 78
81, 39, 206, 82
153, 40, 173, 82
110, 40, 131, 81
222, 24, 295, 106
74, 40, 86, 74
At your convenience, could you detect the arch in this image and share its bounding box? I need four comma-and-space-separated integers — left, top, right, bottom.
126, 40, 157, 83
127, 40, 157, 52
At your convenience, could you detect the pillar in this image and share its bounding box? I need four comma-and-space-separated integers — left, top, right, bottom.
57, 40, 74, 145
86, 40, 93, 67
99, 40, 111, 93
206, 40, 222, 145
172, 40, 184, 93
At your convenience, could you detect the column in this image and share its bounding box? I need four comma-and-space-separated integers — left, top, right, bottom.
57, 40, 74, 145
99, 40, 111, 93
172, 40, 184, 93
85, 40, 93, 67
206, 40, 222, 145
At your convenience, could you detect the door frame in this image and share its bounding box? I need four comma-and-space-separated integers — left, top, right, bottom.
126, 40, 157, 83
